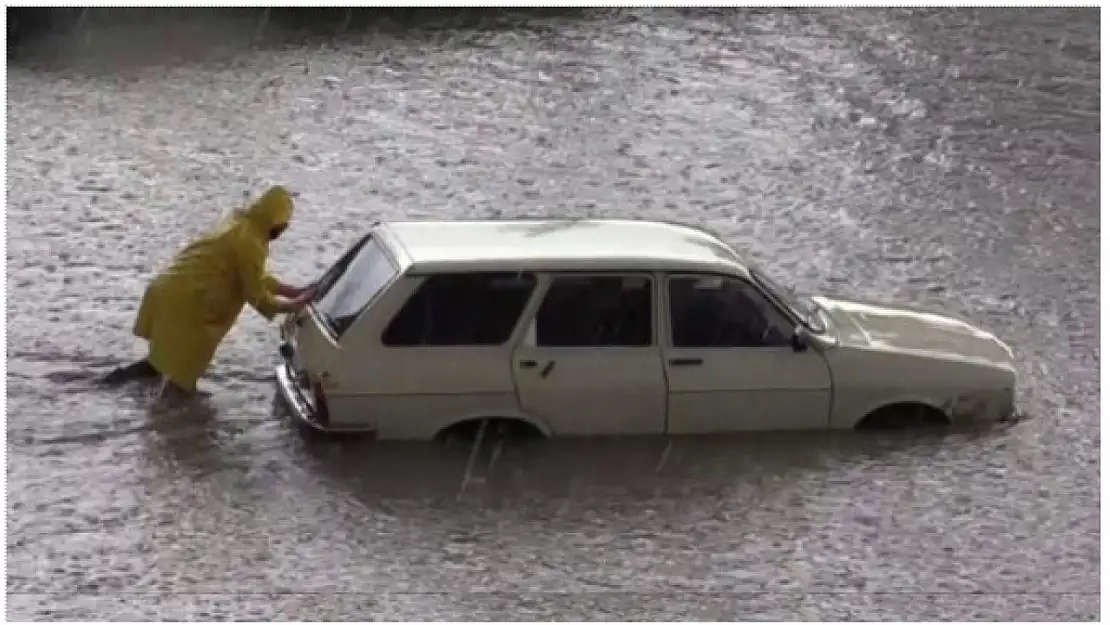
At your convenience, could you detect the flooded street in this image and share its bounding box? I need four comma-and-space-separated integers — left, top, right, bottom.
6, 8, 1099, 620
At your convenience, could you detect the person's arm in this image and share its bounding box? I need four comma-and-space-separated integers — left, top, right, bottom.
264, 274, 304, 298
236, 237, 305, 320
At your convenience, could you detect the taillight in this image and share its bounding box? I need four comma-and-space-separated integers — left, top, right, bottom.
311, 379, 331, 427
279, 342, 295, 361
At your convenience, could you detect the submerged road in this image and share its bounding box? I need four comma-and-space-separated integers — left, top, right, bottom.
6, 8, 1100, 620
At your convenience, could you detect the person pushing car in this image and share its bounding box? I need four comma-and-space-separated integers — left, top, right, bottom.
103, 185, 315, 396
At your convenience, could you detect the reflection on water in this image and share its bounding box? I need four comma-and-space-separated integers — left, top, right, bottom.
292, 422, 996, 506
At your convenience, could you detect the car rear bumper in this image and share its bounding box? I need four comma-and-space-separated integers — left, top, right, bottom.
274, 363, 378, 435
275, 363, 327, 431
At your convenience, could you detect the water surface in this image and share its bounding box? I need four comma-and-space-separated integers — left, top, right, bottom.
6, 8, 1099, 620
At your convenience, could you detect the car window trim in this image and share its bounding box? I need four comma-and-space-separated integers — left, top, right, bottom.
309, 232, 403, 343
665, 272, 798, 349
748, 266, 825, 334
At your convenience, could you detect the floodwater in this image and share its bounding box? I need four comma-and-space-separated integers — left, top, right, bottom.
6, 8, 1100, 620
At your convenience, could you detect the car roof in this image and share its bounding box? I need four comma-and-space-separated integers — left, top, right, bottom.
376, 219, 751, 276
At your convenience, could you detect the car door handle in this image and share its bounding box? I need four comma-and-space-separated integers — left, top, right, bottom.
540, 361, 556, 378
669, 357, 703, 366
519, 360, 556, 378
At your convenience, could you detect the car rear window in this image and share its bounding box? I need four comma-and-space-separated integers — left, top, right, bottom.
312, 234, 398, 337
381, 272, 538, 346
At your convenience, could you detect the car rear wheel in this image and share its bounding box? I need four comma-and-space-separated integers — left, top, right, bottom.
435, 417, 545, 444
855, 403, 949, 430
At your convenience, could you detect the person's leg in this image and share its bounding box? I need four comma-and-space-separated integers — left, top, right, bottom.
106, 280, 162, 387
155, 376, 198, 404
101, 358, 160, 386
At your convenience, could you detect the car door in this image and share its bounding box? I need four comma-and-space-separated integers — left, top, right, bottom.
663, 273, 832, 433
512, 273, 668, 436
332, 271, 538, 438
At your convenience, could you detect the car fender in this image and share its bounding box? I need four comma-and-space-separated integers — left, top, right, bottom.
852, 394, 949, 426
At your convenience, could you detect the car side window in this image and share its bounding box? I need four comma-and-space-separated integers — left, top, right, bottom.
382, 272, 537, 346
668, 275, 793, 348
534, 275, 654, 347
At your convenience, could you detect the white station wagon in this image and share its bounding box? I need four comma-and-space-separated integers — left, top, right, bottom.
275, 219, 1018, 440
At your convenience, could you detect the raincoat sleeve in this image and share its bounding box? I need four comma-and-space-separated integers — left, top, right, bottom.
235, 233, 282, 321
263, 273, 281, 294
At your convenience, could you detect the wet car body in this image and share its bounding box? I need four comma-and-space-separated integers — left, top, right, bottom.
275, 218, 1018, 439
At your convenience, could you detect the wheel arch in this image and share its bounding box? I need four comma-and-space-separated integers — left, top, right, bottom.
433, 412, 552, 441
854, 397, 951, 430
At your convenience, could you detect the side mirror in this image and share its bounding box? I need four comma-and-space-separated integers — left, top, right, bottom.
790, 326, 809, 352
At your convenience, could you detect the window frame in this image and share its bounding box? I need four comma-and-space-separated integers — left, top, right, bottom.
521, 272, 658, 349
665, 272, 799, 350
308, 233, 402, 342
378, 271, 540, 348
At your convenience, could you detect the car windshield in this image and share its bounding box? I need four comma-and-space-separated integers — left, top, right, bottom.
749, 266, 827, 334
312, 235, 398, 337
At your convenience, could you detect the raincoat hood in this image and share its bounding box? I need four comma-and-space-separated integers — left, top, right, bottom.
243, 185, 295, 232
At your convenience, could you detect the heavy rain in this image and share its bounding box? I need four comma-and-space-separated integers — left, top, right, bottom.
6, 8, 1099, 620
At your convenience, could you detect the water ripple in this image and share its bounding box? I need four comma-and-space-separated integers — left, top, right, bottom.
6, 7, 1099, 621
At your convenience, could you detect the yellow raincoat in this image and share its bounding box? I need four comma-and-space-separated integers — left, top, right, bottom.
133, 186, 295, 391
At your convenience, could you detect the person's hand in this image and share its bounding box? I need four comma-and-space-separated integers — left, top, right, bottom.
273, 282, 313, 299
297, 285, 317, 302
282, 288, 316, 314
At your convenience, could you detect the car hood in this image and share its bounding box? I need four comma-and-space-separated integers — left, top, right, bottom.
812, 295, 1014, 369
